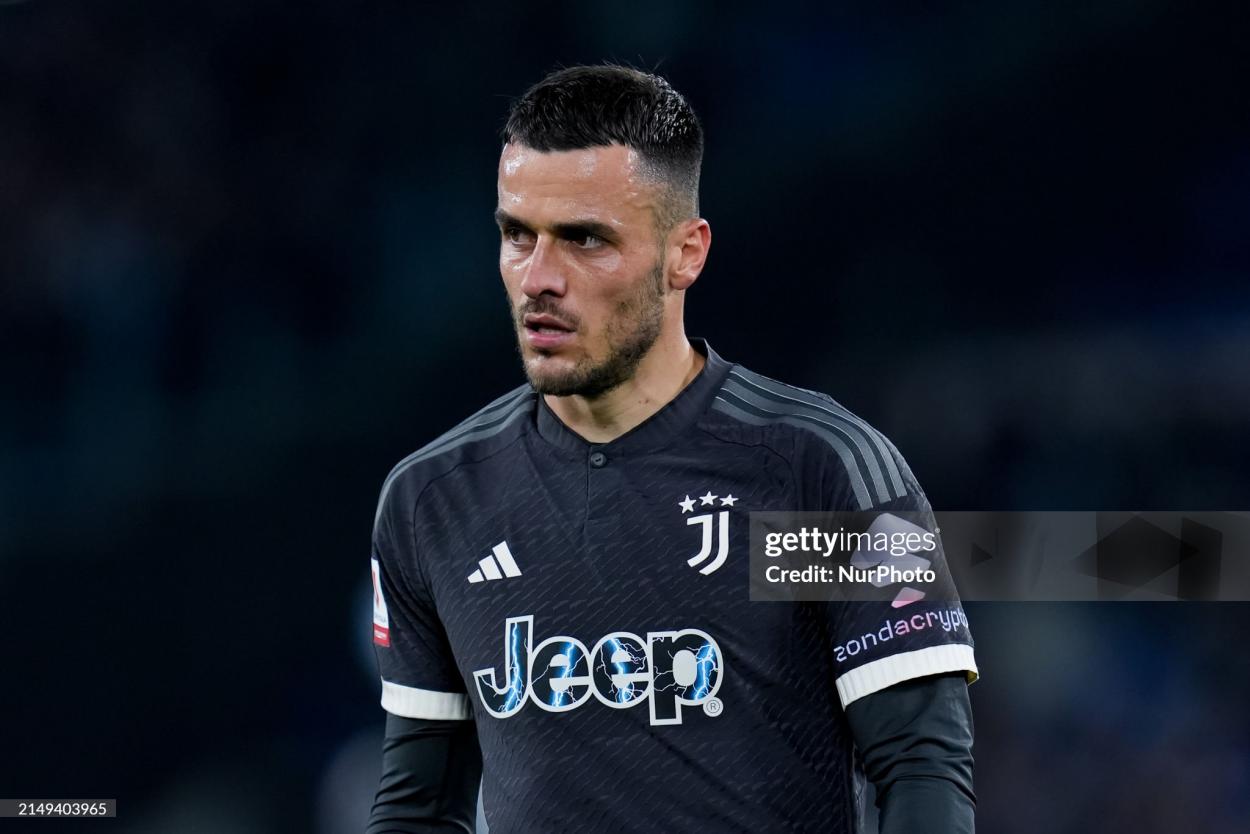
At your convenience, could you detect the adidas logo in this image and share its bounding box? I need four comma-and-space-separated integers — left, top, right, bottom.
468, 541, 522, 584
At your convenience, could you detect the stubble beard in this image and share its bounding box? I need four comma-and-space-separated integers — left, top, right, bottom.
513, 261, 666, 398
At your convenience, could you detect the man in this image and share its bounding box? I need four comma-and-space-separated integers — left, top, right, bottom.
367, 65, 977, 834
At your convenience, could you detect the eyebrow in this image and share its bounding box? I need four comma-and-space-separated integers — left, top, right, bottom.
494, 209, 619, 243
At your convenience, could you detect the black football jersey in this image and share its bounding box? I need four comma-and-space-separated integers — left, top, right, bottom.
369, 339, 977, 834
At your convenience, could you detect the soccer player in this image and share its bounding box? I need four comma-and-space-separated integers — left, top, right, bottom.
367, 65, 977, 834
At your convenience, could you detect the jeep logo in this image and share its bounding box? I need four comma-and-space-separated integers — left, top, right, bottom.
473, 616, 724, 726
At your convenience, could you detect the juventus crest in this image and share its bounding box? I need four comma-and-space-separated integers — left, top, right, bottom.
677, 491, 738, 575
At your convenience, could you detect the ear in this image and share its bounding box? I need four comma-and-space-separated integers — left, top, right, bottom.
666, 218, 711, 291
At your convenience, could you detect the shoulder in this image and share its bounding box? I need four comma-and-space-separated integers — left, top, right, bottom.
704, 363, 921, 510
373, 383, 537, 529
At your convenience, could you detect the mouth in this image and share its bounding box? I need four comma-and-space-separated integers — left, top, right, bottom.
521, 313, 576, 351
523, 313, 575, 334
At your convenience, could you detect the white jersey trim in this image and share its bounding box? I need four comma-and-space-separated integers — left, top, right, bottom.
835, 643, 978, 708
381, 680, 473, 720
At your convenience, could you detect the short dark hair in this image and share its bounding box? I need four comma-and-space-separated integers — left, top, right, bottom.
503, 64, 703, 232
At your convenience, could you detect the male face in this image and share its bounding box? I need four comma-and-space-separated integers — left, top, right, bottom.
496, 142, 669, 397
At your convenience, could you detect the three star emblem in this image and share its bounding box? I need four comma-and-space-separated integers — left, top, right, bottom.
679, 492, 737, 513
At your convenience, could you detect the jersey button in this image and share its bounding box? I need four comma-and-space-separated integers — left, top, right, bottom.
589, 451, 608, 468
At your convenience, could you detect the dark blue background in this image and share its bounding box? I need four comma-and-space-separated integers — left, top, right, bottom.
2, 1, 1248, 831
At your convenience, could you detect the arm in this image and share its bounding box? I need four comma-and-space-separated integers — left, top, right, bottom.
368, 468, 480, 832
366, 714, 483, 834
845, 672, 975, 834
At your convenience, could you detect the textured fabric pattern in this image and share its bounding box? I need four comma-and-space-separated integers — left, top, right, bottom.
370, 340, 976, 834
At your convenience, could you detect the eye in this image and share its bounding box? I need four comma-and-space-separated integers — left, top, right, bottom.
502, 225, 533, 246
570, 233, 604, 250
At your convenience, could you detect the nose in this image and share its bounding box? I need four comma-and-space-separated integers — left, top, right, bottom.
518, 235, 567, 299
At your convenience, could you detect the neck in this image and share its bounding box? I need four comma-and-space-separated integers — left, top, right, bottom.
543, 332, 706, 444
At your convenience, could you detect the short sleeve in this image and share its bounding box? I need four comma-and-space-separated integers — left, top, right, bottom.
371, 474, 471, 720
820, 436, 978, 709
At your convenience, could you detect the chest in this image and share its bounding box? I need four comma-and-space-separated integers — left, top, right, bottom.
413, 442, 821, 725
418, 443, 793, 620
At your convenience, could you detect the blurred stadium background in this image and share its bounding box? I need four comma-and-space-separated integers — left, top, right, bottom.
2, 1, 1248, 831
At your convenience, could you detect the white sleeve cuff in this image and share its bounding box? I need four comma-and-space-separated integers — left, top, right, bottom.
381, 680, 473, 720
835, 643, 978, 708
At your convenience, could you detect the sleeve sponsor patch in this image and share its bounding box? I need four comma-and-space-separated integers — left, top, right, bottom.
371, 556, 390, 647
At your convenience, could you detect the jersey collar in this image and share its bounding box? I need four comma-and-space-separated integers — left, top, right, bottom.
534, 337, 734, 457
